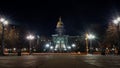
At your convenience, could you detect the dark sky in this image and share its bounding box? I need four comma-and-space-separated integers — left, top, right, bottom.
0, 0, 120, 36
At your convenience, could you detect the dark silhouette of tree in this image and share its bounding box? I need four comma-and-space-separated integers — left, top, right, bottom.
0, 25, 24, 48
4, 26, 19, 48
103, 22, 118, 48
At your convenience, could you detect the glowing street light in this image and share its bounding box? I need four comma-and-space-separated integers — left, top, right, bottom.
85, 33, 89, 54
0, 18, 9, 56
87, 34, 95, 39
113, 17, 120, 31
113, 17, 120, 48
0, 18, 5, 22
26, 34, 35, 40
26, 34, 35, 55
113, 17, 120, 25
117, 17, 120, 21
88, 34, 95, 54
113, 19, 119, 25
85, 33, 95, 54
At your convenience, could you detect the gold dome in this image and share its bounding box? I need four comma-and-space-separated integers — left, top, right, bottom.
56, 17, 63, 28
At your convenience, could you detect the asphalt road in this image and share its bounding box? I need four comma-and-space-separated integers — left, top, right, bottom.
0, 54, 120, 68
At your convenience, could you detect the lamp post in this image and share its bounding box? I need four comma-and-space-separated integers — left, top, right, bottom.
113, 17, 120, 32
113, 17, 120, 48
26, 34, 35, 55
113, 17, 120, 25
0, 18, 8, 56
85, 33, 95, 54
87, 34, 95, 54
85, 32, 89, 54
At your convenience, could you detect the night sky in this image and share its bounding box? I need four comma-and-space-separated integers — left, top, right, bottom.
0, 0, 120, 36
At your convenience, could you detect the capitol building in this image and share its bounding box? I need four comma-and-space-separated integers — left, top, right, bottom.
51, 17, 81, 52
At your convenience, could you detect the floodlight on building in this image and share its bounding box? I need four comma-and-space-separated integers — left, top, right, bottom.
50, 46, 54, 50
67, 46, 71, 49
72, 44, 76, 47
45, 44, 50, 48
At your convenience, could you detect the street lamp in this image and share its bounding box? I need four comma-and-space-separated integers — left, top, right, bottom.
87, 34, 95, 54
0, 18, 8, 56
85, 32, 89, 54
113, 17, 120, 32
113, 17, 120, 25
88, 34, 95, 39
113, 19, 119, 25
85, 33, 95, 54
113, 17, 120, 48
26, 34, 35, 55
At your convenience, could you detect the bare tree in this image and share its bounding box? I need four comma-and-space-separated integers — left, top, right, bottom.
104, 22, 118, 47
4, 26, 19, 48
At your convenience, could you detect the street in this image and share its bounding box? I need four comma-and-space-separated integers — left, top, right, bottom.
0, 54, 120, 68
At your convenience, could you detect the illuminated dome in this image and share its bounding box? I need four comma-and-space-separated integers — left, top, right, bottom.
56, 17, 63, 28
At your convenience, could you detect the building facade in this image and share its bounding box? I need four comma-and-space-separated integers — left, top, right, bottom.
52, 17, 69, 52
